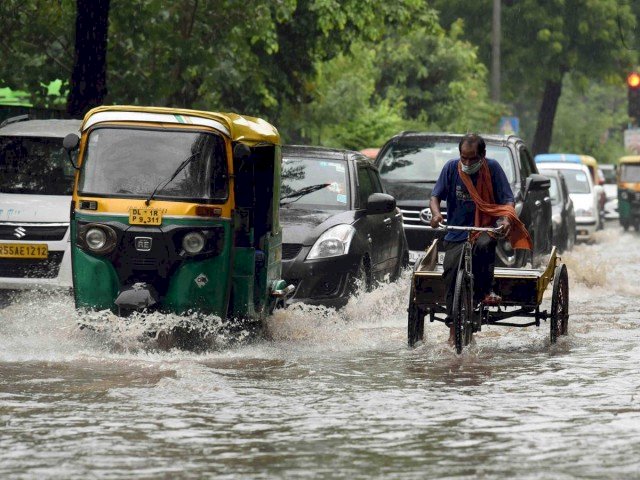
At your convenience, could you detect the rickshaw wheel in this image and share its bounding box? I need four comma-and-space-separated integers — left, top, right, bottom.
550, 263, 569, 343
407, 282, 424, 347
452, 270, 473, 354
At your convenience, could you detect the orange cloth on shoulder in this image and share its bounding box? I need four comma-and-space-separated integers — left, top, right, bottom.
457, 160, 532, 250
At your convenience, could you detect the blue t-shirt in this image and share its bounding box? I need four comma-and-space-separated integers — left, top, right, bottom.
431, 158, 514, 242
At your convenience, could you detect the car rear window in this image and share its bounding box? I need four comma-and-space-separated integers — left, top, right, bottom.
0, 136, 76, 195
559, 169, 591, 194
377, 141, 515, 183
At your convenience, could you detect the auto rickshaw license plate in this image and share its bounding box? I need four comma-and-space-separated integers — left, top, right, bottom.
129, 208, 163, 225
0, 243, 48, 259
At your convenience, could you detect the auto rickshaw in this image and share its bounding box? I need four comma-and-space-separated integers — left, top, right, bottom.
618, 155, 640, 231
63, 105, 291, 326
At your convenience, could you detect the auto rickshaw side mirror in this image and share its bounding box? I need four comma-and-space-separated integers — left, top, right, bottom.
233, 142, 252, 161
63, 133, 80, 170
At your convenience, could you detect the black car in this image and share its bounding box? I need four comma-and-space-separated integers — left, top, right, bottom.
280, 145, 408, 308
538, 169, 576, 252
374, 133, 552, 267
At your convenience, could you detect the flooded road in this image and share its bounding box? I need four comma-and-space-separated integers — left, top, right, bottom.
2, 225, 640, 479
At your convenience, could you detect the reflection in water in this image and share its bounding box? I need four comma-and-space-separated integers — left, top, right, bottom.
1, 226, 640, 478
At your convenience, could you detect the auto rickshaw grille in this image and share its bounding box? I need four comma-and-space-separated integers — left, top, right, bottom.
0, 224, 68, 241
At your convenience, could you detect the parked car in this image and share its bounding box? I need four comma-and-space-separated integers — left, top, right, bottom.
374, 133, 552, 268
535, 159, 599, 242
600, 163, 618, 220
0, 116, 81, 290
538, 169, 576, 251
280, 145, 408, 308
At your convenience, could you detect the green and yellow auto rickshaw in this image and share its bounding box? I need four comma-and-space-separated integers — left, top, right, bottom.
63, 105, 291, 324
618, 155, 640, 231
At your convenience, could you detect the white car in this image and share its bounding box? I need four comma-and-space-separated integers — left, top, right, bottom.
535, 161, 599, 242
600, 164, 619, 220
0, 117, 81, 290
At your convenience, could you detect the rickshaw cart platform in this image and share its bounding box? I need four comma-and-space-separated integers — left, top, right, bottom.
408, 239, 569, 350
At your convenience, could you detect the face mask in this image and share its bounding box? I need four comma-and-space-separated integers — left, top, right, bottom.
461, 158, 483, 175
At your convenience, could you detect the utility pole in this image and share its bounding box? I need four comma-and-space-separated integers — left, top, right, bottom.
491, 0, 501, 102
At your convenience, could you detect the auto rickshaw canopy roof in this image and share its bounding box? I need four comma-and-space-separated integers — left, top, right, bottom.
81, 106, 280, 146
619, 155, 640, 164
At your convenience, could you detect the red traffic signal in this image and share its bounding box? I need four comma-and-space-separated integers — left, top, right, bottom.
628, 72, 640, 89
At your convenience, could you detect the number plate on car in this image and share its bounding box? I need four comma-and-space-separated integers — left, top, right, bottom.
129, 208, 163, 226
0, 243, 48, 259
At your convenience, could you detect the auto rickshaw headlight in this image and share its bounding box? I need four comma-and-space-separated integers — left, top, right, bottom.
621, 190, 629, 200
86, 227, 107, 251
182, 231, 206, 254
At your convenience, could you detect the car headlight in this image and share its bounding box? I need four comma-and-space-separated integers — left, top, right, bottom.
307, 224, 356, 259
182, 232, 206, 254
575, 208, 594, 217
86, 228, 106, 250
552, 213, 562, 225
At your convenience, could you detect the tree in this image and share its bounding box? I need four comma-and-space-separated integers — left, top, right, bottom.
67, 0, 110, 117
434, 0, 637, 155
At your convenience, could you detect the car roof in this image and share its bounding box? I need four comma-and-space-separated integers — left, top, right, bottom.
535, 161, 589, 171
599, 163, 616, 170
619, 155, 640, 164
535, 153, 582, 164
282, 144, 367, 163
382, 131, 522, 147
0, 119, 81, 138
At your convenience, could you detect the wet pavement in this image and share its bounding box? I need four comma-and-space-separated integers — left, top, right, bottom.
1, 225, 640, 479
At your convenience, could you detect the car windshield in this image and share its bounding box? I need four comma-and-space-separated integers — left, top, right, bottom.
78, 127, 228, 200
559, 169, 591, 194
620, 163, 640, 183
377, 141, 515, 183
0, 136, 76, 195
281, 157, 349, 209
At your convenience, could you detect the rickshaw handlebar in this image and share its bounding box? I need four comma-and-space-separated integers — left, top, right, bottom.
438, 222, 505, 234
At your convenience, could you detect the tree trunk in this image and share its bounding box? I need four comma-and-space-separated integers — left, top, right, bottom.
531, 76, 564, 156
67, 0, 110, 118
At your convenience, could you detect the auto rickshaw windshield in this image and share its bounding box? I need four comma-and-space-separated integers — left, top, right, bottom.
78, 127, 228, 200
620, 163, 640, 183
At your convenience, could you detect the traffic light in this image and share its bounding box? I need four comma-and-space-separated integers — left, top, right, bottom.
628, 72, 640, 121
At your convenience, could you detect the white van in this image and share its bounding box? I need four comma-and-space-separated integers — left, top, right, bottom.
535, 161, 598, 242
0, 117, 81, 290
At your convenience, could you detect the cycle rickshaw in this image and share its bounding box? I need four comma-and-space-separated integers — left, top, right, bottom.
408, 224, 569, 354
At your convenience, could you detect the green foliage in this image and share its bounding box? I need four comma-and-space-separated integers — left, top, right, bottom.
551, 76, 627, 164
434, 0, 638, 149
0, 0, 75, 107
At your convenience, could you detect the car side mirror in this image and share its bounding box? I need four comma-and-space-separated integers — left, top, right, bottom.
63, 133, 80, 170
366, 192, 396, 214
525, 174, 551, 196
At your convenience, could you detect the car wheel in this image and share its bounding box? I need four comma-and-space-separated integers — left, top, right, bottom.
349, 256, 372, 295
496, 240, 526, 268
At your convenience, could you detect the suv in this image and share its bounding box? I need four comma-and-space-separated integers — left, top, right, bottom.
0, 116, 81, 290
375, 132, 552, 267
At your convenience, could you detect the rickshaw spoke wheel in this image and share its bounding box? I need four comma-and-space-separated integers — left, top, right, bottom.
407, 283, 424, 347
550, 263, 569, 343
452, 270, 473, 354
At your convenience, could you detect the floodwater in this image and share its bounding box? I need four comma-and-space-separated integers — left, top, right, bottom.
1, 226, 640, 479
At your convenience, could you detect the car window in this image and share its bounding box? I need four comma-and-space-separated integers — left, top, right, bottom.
518, 145, 534, 179
358, 166, 375, 208
377, 141, 515, 183
547, 176, 560, 205
559, 169, 591, 194
0, 135, 76, 195
368, 168, 384, 193
281, 156, 349, 209
601, 166, 617, 184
